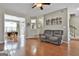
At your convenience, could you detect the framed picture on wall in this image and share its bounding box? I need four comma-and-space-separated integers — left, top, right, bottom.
59, 17, 62, 25
46, 19, 50, 25
56, 17, 59, 25
46, 17, 62, 26
51, 18, 54, 25
50, 17, 62, 25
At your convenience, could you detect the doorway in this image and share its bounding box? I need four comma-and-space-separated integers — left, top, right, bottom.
4, 14, 25, 55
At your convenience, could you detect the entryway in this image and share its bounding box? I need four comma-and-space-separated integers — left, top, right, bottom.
4, 14, 26, 55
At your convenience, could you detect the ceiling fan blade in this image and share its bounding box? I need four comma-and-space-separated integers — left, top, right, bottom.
42, 3, 51, 5
32, 3, 50, 10
40, 6, 43, 10
32, 5, 36, 8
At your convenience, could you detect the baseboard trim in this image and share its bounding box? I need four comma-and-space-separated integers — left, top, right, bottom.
63, 41, 68, 44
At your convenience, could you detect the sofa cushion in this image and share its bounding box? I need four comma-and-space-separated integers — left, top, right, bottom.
44, 30, 51, 34
54, 35, 61, 37
49, 36, 58, 40
45, 34, 51, 37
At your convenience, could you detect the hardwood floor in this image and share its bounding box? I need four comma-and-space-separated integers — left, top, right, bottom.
69, 40, 79, 56
15, 38, 68, 56
1, 38, 79, 56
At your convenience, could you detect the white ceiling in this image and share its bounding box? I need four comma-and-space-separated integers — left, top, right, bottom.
0, 3, 79, 17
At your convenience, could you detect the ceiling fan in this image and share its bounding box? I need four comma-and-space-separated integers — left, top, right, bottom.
32, 3, 51, 10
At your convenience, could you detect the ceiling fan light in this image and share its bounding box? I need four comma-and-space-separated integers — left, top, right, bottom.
36, 3, 42, 7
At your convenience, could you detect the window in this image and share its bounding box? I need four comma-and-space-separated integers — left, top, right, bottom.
31, 19, 37, 29
5, 21, 17, 32
38, 16, 44, 28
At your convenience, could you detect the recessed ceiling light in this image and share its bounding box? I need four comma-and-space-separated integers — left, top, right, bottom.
77, 8, 79, 10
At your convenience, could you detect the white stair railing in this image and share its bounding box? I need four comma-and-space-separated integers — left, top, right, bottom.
70, 25, 77, 38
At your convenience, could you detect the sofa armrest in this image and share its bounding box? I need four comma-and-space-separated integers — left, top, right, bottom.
49, 35, 62, 45
39, 34, 46, 39
56, 36, 62, 45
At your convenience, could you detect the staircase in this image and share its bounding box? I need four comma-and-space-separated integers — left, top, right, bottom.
70, 25, 79, 40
